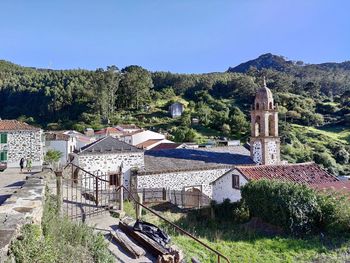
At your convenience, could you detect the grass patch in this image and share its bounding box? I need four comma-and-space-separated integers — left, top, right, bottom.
122, 202, 350, 263
292, 124, 350, 144
9, 189, 114, 263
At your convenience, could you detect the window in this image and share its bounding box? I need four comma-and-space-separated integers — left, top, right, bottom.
0, 151, 8, 161
109, 173, 120, 186
232, 175, 240, 189
0, 133, 7, 144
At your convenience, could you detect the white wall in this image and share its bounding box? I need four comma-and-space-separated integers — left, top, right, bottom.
46, 137, 76, 165
76, 152, 144, 189
136, 168, 231, 198
211, 170, 248, 203
46, 140, 68, 164
131, 131, 165, 146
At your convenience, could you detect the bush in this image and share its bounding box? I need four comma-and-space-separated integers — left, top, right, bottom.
241, 180, 350, 235
241, 180, 321, 234
210, 199, 250, 223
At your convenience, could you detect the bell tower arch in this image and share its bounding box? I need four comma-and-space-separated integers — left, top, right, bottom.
250, 78, 280, 165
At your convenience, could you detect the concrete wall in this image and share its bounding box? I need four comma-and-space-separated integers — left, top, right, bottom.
122, 131, 165, 146
211, 170, 248, 203
76, 152, 144, 189
6, 130, 44, 167
136, 168, 231, 198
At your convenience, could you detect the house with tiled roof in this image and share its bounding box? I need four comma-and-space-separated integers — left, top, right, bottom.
0, 120, 43, 168
211, 162, 337, 203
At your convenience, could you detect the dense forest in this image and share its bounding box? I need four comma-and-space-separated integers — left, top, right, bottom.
0, 53, 349, 175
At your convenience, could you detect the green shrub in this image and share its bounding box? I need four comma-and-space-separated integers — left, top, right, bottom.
317, 191, 350, 233
211, 199, 249, 223
241, 180, 350, 236
241, 180, 321, 234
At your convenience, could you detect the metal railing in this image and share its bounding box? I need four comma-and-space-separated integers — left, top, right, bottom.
56, 163, 231, 263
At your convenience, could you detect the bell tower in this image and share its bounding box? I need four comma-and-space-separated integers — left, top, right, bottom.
250, 78, 280, 165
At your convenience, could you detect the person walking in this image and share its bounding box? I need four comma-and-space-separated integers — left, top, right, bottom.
19, 158, 25, 173
26, 158, 32, 173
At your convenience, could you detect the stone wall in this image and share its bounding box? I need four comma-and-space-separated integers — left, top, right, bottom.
7, 130, 44, 167
0, 171, 49, 262
136, 167, 231, 198
76, 152, 144, 189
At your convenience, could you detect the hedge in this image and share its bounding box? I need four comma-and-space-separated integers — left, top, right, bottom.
241, 179, 350, 235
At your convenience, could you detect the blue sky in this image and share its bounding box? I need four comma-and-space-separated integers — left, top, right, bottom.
0, 0, 349, 73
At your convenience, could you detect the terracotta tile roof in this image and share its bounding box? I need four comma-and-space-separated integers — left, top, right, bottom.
120, 129, 144, 137
0, 120, 40, 131
311, 181, 350, 192
45, 132, 70, 141
136, 139, 163, 149
236, 162, 338, 185
95, 127, 122, 135
150, 143, 183, 151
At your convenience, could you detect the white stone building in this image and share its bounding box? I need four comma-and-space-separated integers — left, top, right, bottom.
0, 120, 44, 168
131, 146, 254, 202
71, 136, 144, 190
211, 162, 338, 203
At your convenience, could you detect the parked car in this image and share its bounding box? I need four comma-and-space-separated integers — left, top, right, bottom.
0, 162, 7, 172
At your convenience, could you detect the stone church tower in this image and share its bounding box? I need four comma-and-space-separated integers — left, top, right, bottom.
250, 78, 280, 165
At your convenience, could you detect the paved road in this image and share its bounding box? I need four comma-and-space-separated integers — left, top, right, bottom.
0, 168, 40, 205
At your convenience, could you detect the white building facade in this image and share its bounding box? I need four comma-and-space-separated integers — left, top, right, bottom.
0, 120, 44, 167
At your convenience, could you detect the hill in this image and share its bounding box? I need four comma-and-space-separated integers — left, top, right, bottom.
0, 55, 349, 175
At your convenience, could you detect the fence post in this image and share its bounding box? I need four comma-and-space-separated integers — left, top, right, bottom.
55, 171, 63, 217
181, 189, 184, 208
95, 176, 99, 205
119, 173, 124, 211
136, 193, 143, 220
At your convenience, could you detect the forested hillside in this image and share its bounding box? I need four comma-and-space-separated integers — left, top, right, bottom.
0, 54, 349, 175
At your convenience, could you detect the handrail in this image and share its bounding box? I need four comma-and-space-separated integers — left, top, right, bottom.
115, 185, 231, 263
59, 162, 231, 262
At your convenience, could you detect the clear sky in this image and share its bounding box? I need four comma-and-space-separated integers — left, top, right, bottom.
0, 0, 349, 73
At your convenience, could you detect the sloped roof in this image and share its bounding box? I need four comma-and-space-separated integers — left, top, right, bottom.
150, 143, 183, 151
311, 181, 350, 192
95, 127, 122, 135
0, 120, 40, 131
78, 136, 142, 154
141, 146, 253, 174
45, 132, 70, 141
236, 162, 338, 185
136, 139, 164, 149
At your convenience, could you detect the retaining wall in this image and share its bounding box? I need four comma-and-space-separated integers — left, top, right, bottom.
0, 171, 51, 262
